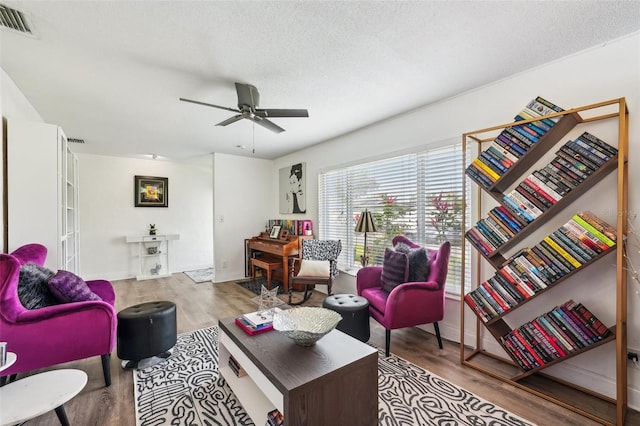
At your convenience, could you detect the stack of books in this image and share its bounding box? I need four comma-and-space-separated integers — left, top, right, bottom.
235, 308, 281, 335
500, 299, 612, 371
266, 408, 284, 426
466, 96, 564, 189
227, 354, 246, 377
464, 211, 616, 322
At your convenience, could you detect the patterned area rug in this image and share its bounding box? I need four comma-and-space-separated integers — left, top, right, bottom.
134, 326, 536, 426
235, 277, 284, 295
184, 268, 215, 283
133, 327, 251, 425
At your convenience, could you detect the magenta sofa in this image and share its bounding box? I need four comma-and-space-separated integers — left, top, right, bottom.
356, 236, 451, 356
0, 244, 117, 386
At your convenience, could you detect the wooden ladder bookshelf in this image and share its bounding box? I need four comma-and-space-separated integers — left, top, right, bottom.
459, 98, 629, 425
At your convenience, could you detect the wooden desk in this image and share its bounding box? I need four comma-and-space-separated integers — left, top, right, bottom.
218, 315, 378, 425
247, 234, 303, 291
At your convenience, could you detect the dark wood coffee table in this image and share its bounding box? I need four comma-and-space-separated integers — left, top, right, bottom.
218, 315, 378, 426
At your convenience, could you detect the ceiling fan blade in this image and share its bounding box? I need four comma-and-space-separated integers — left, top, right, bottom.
248, 115, 285, 133
180, 97, 239, 113
235, 83, 259, 108
254, 108, 309, 118
215, 114, 244, 127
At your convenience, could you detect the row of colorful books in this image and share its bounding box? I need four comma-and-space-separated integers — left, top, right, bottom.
228, 354, 247, 377
500, 300, 612, 371
465, 134, 617, 256
501, 132, 617, 224
267, 219, 313, 236
466, 96, 564, 189
464, 211, 616, 322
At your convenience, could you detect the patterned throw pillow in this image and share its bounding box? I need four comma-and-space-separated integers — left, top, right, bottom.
380, 248, 408, 293
17, 263, 58, 309
48, 270, 102, 303
394, 242, 430, 282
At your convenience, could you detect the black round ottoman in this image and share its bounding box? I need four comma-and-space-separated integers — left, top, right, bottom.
323, 294, 370, 342
117, 301, 177, 369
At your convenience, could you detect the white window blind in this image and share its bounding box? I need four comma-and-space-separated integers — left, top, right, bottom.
318, 142, 471, 295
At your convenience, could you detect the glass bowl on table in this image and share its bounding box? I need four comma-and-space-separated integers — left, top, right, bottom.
273, 307, 341, 346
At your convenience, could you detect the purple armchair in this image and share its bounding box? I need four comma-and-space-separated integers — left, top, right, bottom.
0, 244, 117, 386
356, 236, 450, 356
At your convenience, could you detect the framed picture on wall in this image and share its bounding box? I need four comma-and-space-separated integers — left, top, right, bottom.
135, 175, 168, 207
279, 162, 306, 214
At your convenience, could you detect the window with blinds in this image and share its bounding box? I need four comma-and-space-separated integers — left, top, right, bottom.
318, 142, 471, 295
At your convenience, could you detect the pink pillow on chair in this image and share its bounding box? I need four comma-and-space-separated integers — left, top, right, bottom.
48, 270, 102, 303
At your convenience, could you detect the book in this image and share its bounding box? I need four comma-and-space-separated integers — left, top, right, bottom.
543, 236, 582, 269
577, 211, 617, 243
524, 174, 562, 203
539, 239, 575, 273
243, 308, 281, 327
579, 132, 618, 157
228, 354, 247, 377
496, 131, 528, 156
571, 214, 616, 248
235, 317, 274, 335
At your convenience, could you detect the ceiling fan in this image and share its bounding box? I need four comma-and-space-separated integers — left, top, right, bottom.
180, 82, 309, 133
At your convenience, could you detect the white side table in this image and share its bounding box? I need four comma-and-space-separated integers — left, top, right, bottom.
126, 234, 180, 280
0, 369, 87, 426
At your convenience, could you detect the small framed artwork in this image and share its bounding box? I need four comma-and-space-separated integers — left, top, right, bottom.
135, 176, 168, 207
270, 225, 281, 239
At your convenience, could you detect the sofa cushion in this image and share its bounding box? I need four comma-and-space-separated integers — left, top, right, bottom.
17, 263, 58, 310
380, 248, 408, 292
48, 270, 102, 303
394, 242, 430, 282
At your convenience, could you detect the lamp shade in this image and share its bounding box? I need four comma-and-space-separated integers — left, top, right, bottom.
354, 209, 377, 233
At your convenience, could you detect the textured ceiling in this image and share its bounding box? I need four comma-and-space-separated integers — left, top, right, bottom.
2, 1, 639, 160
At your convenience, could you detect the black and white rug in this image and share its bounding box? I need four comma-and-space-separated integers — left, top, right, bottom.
134, 326, 536, 426
184, 268, 215, 283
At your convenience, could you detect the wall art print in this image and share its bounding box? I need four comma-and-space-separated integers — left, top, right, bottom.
135, 175, 168, 207
279, 162, 306, 214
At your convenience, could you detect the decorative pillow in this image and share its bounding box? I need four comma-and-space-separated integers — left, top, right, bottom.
394, 242, 430, 282
297, 260, 330, 278
48, 270, 102, 303
380, 248, 408, 293
18, 263, 58, 310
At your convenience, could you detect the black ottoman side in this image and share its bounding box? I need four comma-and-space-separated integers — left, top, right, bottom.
117, 301, 177, 367
323, 294, 370, 343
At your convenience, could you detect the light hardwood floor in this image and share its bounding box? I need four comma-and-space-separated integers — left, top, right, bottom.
15, 273, 639, 425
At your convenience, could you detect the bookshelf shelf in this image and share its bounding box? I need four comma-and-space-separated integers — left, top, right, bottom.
460, 98, 629, 426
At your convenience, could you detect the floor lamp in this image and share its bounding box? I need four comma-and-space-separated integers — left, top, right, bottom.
354, 209, 377, 267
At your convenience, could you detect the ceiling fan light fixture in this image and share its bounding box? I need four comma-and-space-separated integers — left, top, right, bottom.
180, 82, 309, 134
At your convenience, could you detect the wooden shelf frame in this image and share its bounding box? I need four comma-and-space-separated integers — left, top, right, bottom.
459, 98, 629, 426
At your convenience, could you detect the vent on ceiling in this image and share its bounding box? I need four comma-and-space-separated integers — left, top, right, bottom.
0, 4, 33, 35
68, 138, 85, 144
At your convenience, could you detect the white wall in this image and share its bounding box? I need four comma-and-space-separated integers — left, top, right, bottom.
1, 68, 45, 251
212, 153, 274, 282
77, 153, 214, 281
272, 32, 640, 408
